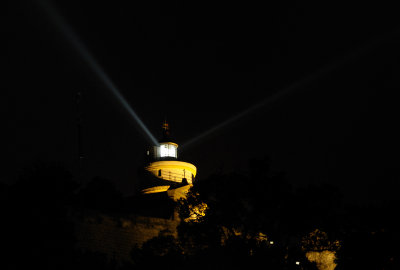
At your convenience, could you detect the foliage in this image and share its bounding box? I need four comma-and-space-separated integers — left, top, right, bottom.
5, 160, 400, 269
166, 157, 323, 268
301, 229, 341, 252
76, 176, 124, 213
131, 235, 184, 268
2, 163, 126, 270
3, 164, 79, 269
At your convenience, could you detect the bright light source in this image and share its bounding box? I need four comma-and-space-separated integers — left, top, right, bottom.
295, 261, 300, 265
158, 143, 177, 158
269, 241, 274, 245
160, 145, 168, 157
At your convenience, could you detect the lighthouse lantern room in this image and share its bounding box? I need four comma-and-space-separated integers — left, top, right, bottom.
141, 121, 197, 198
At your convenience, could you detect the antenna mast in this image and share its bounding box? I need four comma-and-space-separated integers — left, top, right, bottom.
76, 89, 84, 177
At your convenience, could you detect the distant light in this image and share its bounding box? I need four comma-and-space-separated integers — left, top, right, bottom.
269, 241, 274, 245
296, 261, 300, 265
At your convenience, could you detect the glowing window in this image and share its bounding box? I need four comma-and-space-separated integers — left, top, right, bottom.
159, 143, 177, 158
160, 144, 169, 157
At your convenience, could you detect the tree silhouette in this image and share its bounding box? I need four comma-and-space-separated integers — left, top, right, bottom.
8, 159, 398, 269
173, 157, 319, 268
335, 200, 400, 270
2, 164, 125, 270
76, 176, 124, 213
130, 235, 184, 268
3, 164, 79, 269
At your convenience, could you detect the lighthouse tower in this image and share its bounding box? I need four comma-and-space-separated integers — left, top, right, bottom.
141, 121, 197, 200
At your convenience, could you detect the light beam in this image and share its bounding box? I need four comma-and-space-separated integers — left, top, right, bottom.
181, 29, 399, 151
37, 0, 159, 146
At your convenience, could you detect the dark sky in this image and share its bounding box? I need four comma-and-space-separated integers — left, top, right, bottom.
11, 1, 400, 202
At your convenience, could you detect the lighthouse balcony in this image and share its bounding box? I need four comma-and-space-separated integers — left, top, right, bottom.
145, 160, 197, 184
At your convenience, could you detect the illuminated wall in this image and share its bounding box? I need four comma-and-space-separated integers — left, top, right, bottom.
74, 212, 180, 263
145, 160, 196, 184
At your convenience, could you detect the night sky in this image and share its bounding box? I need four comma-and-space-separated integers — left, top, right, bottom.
11, 1, 400, 202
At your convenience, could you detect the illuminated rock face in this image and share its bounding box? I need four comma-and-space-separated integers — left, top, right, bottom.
306, 251, 337, 270
301, 229, 340, 270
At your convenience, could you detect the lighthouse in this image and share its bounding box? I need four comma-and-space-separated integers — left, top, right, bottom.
141, 121, 197, 200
